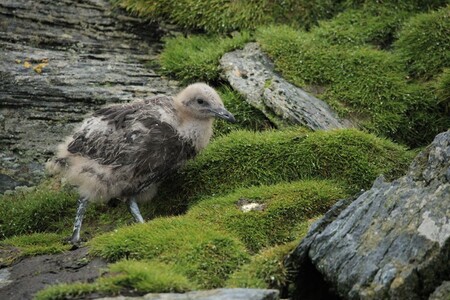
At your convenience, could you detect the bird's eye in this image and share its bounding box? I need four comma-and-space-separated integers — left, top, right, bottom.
197, 98, 204, 105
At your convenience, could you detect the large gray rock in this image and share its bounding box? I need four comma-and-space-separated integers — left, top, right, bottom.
286, 130, 450, 299
97, 288, 279, 300
0, 0, 178, 192
220, 43, 351, 130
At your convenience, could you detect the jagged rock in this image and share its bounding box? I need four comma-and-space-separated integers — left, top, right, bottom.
0, 0, 178, 192
429, 281, 450, 300
220, 43, 351, 130
97, 288, 279, 300
286, 130, 450, 300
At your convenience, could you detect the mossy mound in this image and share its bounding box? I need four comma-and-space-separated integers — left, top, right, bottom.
111, 0, 340, 34
394, 6, 450, 79
89, 216, 250, 289
187, 180, 347, 253
153, 128, 413, 214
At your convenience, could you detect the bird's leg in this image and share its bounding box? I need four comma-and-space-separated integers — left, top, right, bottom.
126, 197, 144, 223
69, 196, 89, 246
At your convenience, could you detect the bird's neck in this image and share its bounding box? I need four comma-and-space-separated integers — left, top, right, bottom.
177, 117, 213, 152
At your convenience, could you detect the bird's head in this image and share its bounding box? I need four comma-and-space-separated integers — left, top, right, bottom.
175, 83, 236, 123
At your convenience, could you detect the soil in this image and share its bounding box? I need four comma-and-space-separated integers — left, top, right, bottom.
0, 246, 107, 300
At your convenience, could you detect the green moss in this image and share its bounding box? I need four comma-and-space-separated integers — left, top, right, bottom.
101, 260, 193, 293
34, 259, 193, 300
314, 6, 412, 48
89, 216, 249, 288
160, 32, 251, 84
226, 241, 299, 289
188, 180, 345, 253
435, 68, 450, 112
256, 23, 450, 146
394, 6, 450, 79
0, 233, 70, 258
35, 282, 100, 300
154, 128, 413, 212
0, 181, 77, 239
112, 0, 340, 34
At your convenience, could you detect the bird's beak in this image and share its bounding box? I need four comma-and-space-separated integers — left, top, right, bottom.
211, 107, 236, 123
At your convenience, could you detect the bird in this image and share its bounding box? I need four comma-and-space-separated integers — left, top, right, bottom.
46, 83, 236, 245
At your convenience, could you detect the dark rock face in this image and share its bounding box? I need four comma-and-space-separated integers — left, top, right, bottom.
0, 0, 178, 193
286, 130, 450, 299
220, 43, 351, 130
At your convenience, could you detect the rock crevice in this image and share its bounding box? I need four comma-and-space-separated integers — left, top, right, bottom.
286, 130, 450, 299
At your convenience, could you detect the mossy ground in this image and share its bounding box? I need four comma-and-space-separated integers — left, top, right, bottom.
2, 0, 445, 298
1, 127, 414, 299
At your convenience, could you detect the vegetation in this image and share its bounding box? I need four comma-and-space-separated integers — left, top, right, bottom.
394, 6, 450, 79
3, 0, 448, 299
111, 0, 341, 33
158, 2, 449, 147
154, 128, 414, 213
160, 32, 252, 84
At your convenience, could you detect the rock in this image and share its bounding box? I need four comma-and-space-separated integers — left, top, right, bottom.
0, 0, 179, 190
429, 281, 450, 300
97, 288, 279, 300
220, 43, 351, 130
0, 247, 107, 300
285, 130, 450, 299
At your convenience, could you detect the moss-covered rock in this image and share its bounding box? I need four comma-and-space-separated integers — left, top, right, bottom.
394, 6, 450, 79
188, 180, 347, 253
89, 216, 250, 289
153, 128, 413, 214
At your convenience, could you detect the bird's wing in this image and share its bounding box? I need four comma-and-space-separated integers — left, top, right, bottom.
67, 97, 197, 188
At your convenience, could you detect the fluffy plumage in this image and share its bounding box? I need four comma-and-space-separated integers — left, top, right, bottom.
47, 83, 235, 244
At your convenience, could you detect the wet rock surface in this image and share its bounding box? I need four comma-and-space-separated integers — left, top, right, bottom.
97, 288, 279, 300
0, 247, 107, 300
286, 130, 450, 299
0, 0, 178, 192
220, 43, 351, 130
